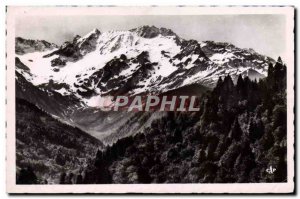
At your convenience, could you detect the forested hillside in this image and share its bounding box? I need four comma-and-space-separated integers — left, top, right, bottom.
77, 57, 287, 184
16, 98, 103, 184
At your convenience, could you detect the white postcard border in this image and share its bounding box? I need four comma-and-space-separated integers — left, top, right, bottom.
6, 6, 295, 193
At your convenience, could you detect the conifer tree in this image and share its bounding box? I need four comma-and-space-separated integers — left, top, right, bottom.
17, 166, 38, 184
59, 172, 66, 184
228, 117, 242, 141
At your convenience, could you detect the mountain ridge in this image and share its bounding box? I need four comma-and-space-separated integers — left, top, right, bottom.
15, 26, 276, 142
15, 26, 274, 102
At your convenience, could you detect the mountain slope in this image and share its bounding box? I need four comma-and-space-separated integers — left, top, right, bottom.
16, 98, 103, 184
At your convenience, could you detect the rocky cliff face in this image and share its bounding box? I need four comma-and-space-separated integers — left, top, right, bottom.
16, 37, 57, 55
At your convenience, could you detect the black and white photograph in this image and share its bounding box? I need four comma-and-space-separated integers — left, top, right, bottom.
5, 6, 294, 193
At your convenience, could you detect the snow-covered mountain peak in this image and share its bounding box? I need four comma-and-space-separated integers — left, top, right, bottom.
130, 25, 178, 39
91, 28, 101, 34
96, 29, 181, 56
72, 35, 82, 43
15, 26, 275, 107
76, 28, 101, 44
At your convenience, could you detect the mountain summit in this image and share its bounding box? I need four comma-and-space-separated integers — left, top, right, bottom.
15, 26, 274, 108
130, 25, 178, 38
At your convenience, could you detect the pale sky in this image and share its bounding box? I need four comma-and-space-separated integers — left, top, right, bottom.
16, 15, 286, 60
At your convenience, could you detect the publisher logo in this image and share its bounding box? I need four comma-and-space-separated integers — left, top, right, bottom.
266, 166, 276, 174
